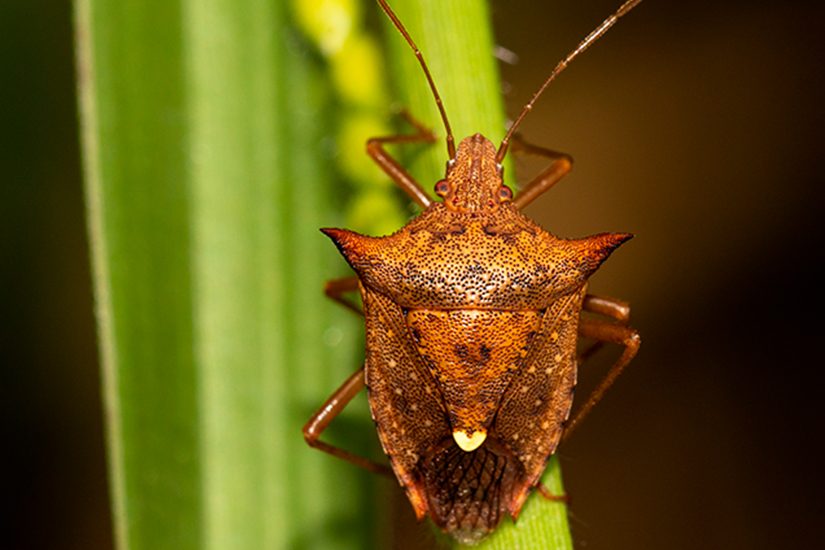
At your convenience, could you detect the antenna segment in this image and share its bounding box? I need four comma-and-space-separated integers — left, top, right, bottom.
377, 0, 456, 159
496, 0, 642, 163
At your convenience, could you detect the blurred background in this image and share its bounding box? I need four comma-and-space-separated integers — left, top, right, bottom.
3, 0, 823, 548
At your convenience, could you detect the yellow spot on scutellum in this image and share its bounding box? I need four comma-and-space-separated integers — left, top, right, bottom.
453, 429, 487, 452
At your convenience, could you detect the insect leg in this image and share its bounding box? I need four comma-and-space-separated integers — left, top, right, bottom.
579, 294, 631, 362
324, 276, 362, 316
536, 482, 570, 504
583, 294, 631, 322
537, 299, 628, 503
367, 111, 436, 209
510, 134, 573, 210
303, 366, 394, 478
563, 318, 640, 441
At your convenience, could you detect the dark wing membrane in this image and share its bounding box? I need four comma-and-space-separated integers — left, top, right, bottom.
421, 440, 520, 545
361, 288, 451, 515
493, 286, 585, 514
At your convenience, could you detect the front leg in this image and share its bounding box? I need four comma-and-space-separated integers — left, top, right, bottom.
510, 134, 574, 210
367, 111, 436, 209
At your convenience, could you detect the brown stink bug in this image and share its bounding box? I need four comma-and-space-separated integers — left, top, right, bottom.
304, 0, 643, 543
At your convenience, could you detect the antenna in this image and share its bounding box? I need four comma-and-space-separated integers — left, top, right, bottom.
377, 0, 456, 159
497, 0, 642, 163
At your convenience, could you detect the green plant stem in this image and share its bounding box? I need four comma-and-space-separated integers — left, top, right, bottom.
379, 1, 574, 548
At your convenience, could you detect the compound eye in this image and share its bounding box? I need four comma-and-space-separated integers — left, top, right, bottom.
498, 185, 513, 202
434, 179, 450, 197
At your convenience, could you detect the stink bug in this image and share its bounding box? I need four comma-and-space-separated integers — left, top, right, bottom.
304, 0, 642, 543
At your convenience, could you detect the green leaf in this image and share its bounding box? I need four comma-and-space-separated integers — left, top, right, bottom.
76, 0, 373, 548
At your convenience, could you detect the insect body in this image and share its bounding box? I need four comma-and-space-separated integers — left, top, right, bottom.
305, 0, 642, 543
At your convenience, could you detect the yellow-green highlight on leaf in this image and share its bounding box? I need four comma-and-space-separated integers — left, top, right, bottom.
291, 0, 361, 56
336, 112, 393, 188
332, 33, 390, 107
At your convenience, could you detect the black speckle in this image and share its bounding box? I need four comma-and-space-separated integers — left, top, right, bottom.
479, 344, 492, 362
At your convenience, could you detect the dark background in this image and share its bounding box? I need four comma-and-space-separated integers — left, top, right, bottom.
3, 0, 823, 548
493, 1, 823, 549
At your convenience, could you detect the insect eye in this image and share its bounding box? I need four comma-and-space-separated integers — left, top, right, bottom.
498, 185, 513, 202
434, 179, 450, 197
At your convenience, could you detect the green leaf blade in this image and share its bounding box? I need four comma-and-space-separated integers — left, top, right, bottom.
77, 0, 371, 548
76, 1, 202, 548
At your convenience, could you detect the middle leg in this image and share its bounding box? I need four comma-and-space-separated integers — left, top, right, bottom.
325, 276, 362, 316
578, 293, 631, 362
562, 295, 641, 441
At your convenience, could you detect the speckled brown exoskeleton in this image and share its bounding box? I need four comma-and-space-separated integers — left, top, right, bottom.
304, 0, 643, 543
